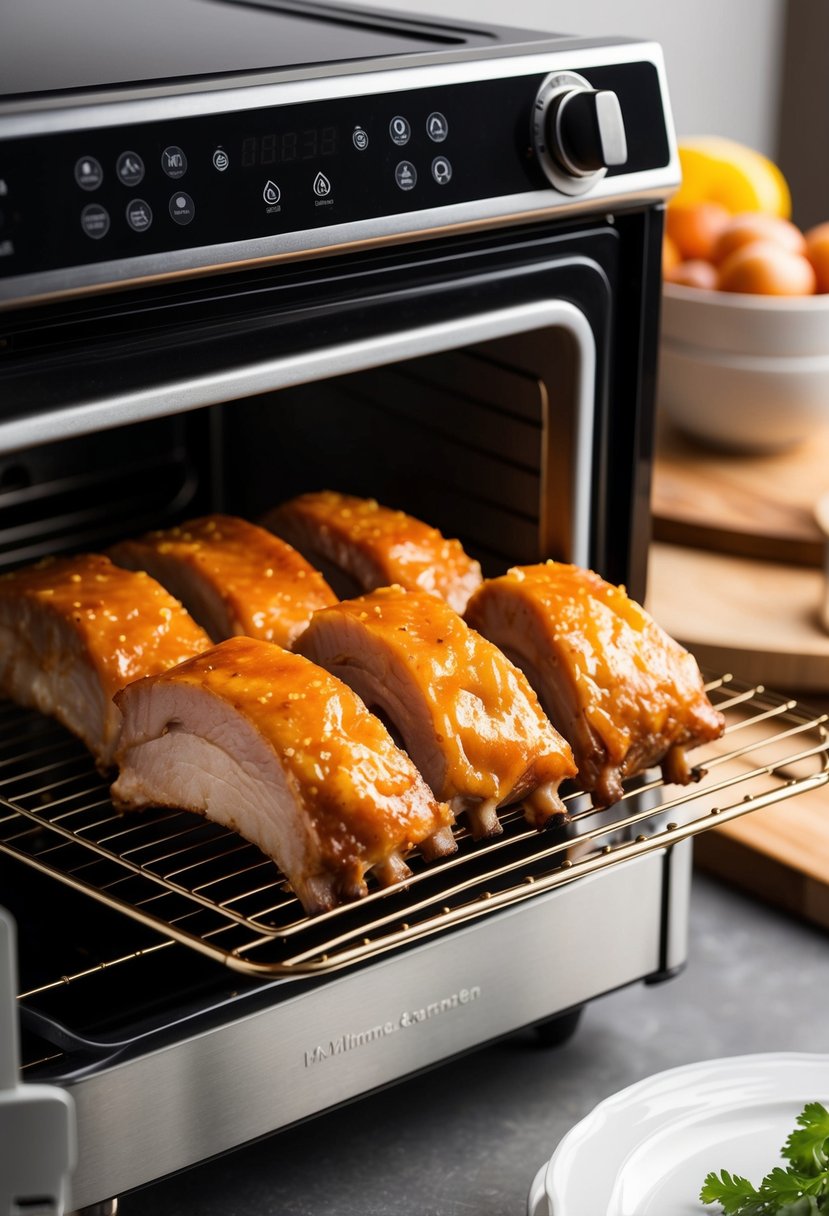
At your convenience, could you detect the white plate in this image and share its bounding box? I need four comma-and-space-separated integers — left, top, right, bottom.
528, 1053, 829, 1216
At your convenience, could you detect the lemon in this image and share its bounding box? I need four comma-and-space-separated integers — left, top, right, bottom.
671, 136, 791, 219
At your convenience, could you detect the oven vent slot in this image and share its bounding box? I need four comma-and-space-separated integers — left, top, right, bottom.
0, 676, 826, 978
226, 348, 555, 572
0, 421, 199, 571
344, 353, 546, 566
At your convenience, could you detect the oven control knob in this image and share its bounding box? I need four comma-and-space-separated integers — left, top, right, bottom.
532, 70, 628, 195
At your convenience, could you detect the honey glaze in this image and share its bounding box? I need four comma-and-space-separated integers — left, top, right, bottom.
306, 587, 576, 808
0, 553, 210, 695
144, 636, 452, 867
272, 491, 482, 612
480, 562, 724, 763
113, 514, 337, 646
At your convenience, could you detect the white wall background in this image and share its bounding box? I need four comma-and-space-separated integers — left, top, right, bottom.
352, 0, 786, 157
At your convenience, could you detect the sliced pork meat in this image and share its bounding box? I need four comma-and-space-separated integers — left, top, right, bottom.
263, 491, 482, 613
0, 553, 211, 769
465, 562, 725, 808
297, 586, 577, 837
111, 636, 456, 915
110, 514, 337, 650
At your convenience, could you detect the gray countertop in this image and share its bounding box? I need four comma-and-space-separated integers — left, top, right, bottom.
117, 869, 829, 1216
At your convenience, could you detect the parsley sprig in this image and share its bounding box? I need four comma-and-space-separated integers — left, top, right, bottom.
700, 1102, 829, 1214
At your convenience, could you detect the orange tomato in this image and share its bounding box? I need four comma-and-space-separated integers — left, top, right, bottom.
805, 221, 829, 293
712, 213, 806, 265
662, 233, 681, 275
666, 201, 731, 261
716, 241, 817, 295
664, 259, 719, 289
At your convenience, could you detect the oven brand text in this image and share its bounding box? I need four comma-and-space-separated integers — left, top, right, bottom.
304, 986, 481, 1067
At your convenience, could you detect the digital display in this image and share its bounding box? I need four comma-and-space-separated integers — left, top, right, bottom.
240, 126, 338, 167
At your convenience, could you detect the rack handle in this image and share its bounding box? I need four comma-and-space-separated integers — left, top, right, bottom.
0, 908, 19, 1093
0, 907, 77, 1216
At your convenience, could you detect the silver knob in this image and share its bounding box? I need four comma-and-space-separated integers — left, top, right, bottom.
532, 70, 628, 195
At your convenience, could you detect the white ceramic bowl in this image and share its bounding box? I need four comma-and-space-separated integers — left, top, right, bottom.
659, 283, 829, 451
662, 281, 829, 357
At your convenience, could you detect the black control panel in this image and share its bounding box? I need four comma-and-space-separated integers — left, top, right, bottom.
0, 62, 669, 289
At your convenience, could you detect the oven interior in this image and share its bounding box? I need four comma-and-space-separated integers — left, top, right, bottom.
0, 327, 581, 572
2, 324, 587, 1057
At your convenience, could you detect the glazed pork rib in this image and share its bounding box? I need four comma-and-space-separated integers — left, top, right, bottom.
297, 586, 577, 837
465, 562, 725, 808
264, 491, 483, 613
111, 636, 457, 915
110, 514, 337, 650
0, 553, 211, 769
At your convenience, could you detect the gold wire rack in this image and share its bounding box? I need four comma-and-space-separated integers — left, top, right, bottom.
0, 674, 826, 978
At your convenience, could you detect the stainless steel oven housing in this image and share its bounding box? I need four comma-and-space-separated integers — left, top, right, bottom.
3, 7, 806, 1214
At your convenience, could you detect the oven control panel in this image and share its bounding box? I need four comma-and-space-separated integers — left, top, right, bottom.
0, 61, 671, 304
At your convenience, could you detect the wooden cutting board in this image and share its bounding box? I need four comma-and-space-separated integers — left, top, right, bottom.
647, 541, 829, 929
647, 542, 829, 691
652, 417, 829, 565
650, 423, 829, 927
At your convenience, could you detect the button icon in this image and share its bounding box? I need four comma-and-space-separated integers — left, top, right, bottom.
431, 156, 452, 185
212, 148, 230, 172
313, 171, 332, 198
389, 116, 411, 146
394, 161, 417, 191
427, 112, 448, 143
263, 180, 281, 205
0, 180, 7, 197
161, 146, 187, 179
116, 151, 145, 188
80, 203, 110, 239
126, 198, 153, 232
168, 192, 195, 225
75, 157, 103, 191
352, 126, 369, 151
0, 239, 15, 259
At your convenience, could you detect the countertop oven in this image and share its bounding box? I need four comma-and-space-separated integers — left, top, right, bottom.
1, 3, 827, 1213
